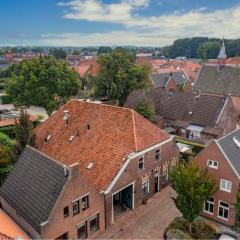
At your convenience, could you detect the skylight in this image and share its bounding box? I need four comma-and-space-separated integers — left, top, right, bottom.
233, 136, 240, 148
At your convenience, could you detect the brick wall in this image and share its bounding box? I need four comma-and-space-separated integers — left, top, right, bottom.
105, 140, 179, 226
194, 142, 239, 226
41, 163, 105, 239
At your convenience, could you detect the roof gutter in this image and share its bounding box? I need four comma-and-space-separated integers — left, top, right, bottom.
104, 136, 173, 194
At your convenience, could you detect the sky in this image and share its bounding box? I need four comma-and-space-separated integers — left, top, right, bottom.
0, 0, 240, 47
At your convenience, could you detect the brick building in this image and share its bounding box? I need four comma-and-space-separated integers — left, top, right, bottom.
0, 100, 179, 238
194, 129, 240, 226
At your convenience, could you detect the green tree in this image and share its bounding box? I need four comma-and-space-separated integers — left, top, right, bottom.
6, 56, 80, 115
51, 48, 67, 60
135, 98, 155, 121
171, 162, 216, 233
197, 41, 221, 60
15, 108, 35, 154
97, 46, 112, 55
72, 49, 81, 55
94, 48, 150, 105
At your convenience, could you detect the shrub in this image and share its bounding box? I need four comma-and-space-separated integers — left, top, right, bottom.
0, 126, 16, 139
0, 165, 13, 185
0, 132, 14, 147
165, 228, 192, 240
1, 94, 12, 104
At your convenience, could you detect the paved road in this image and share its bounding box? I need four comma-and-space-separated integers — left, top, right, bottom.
0, 104, 48, 120
97, 186, 181, 239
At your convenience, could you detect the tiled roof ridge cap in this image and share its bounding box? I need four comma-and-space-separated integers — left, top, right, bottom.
131, 110, 138, 151
25, 145, 68, 169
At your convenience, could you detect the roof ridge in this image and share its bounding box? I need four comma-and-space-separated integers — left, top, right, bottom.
217, 128, 240, 142
25, 145, 67, 169
131, 110, 138, 151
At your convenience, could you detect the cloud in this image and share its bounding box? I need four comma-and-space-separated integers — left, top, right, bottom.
41, 2, 240, 46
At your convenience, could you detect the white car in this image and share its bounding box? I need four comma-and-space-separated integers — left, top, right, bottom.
218, 233, 237, 240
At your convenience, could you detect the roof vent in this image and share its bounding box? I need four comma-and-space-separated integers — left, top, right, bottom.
69, 135, 74, 142
87, 124, 90, 131
87, 163, 93, 170
44, 133, 52, 143
76, 129, 80, 138
189, 111, 193, 116
63, 110, 69, 124
233, 136, 240, 148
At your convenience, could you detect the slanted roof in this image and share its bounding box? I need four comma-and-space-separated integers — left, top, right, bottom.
34, 100, 169, 191
0, 209, 29, 239
217, 129, 240, 178
193, 64, 240, 97
0, 146, 68, 234
150, 71, 188, 88
125, 88, 226, 128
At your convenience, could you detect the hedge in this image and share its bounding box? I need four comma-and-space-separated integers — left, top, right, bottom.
0, 94, 12, 104
0, 126, 16, 139
0, 132, 14, 146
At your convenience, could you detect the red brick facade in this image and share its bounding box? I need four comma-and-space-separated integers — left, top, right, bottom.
105, 139, 179, 226
194, 142, 239, 226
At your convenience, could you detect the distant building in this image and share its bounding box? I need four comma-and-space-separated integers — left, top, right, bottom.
125, 89, 237, 147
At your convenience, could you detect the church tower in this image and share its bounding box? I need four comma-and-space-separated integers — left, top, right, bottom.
217, 39, 227, 70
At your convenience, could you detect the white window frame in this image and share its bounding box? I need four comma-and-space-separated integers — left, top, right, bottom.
155, 149, 161, 161
220, 179, 232, 193
72, 200, 80, 215
204, 197, 214, 215
138, 157, 144, 172
207, 160, 218, 169
142, 180, 149, 197
218, 200, 229, 221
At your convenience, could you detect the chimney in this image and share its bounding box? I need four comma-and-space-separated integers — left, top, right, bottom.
63, 165, 68, 177
63, 110, 69, 125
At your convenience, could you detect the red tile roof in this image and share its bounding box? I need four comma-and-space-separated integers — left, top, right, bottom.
0, 210, 29, 239
34, 100, 169, 191
0, 115, 36, 128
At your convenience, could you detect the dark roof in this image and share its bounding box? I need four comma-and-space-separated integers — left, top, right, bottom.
150, 71, 188, 88
125, 88, 226, 127
217, 129, 240, 177
0, 146, 68, 234
194, 64, 240, 97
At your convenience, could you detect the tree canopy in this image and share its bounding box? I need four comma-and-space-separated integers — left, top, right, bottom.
171, 162, 216, 232
50, 48, 67, 60
6, 56, 80, 115
135, 98, 155, 121
94, 48, 150, 105
197, 41, 221, 61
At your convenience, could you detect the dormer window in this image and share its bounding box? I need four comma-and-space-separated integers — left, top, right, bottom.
208, 160, 218, 169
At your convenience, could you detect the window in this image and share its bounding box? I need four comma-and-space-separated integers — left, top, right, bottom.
63, 206, 69, 218
204, 197, 214, 214
82, 195, 89, 211
155, 149, 160, 161
77, 221, 87, 239
218, 201, 229, 220
142, 180, 149, 196
162, 169, 168, 183
72, 201, 80, 215
220, 179, 232, 193
208, 160, 218, 169
138, 157, 144, 171
90, 214, 99, 232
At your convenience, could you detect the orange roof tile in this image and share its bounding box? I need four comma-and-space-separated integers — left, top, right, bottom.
0, 210, 29, 239
35, 100, 169, 191
0, 115, 36, 128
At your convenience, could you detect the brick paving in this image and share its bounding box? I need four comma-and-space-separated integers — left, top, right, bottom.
96, 186, 181, 239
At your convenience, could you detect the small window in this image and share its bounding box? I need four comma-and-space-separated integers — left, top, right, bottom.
82, 195, 89, 211
90, 214, 99, 232
220, 179, 232, 193
77, 221, 87, 239
138, 157, 144, 171
72, 201, 80, 215
63, 206, 69, 218
204, 197, 214, 214
142, 180, 149, 197
218, 201, 229, 220
162, 169, 169, 183
208, 160, 218, 169
155, 149, 160, 161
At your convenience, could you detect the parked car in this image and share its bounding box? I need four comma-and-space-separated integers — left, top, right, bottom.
218, 233, 238, 240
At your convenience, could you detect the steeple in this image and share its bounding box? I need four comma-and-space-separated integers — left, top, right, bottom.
217, 39, 227, 70
218, 39, 227, 60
